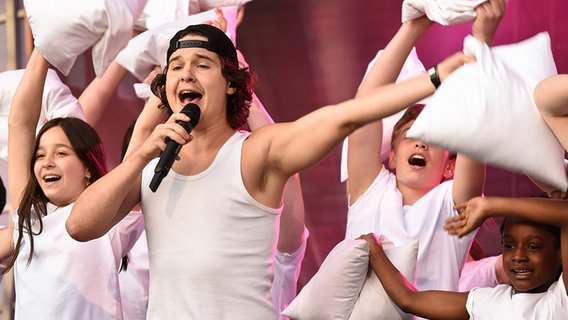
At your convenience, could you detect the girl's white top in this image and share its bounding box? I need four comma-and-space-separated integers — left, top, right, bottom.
13, 202, 143, 320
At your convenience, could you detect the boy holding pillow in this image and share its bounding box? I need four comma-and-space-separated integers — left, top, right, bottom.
345, 0, 505, 294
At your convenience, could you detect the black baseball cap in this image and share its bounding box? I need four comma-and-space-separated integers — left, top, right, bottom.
166, 24, 238, 64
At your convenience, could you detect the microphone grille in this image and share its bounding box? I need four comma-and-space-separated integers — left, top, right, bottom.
180, 103, 201, 129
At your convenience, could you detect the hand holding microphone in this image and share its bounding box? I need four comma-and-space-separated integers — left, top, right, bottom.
150, 103, 201, 192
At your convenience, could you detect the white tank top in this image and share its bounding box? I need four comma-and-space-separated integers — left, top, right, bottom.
141, 131, 281, 319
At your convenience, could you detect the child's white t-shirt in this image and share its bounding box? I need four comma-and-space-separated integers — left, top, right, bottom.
466, 274, 568, 319
346, 166, 475, 292
13, 203, 143, 319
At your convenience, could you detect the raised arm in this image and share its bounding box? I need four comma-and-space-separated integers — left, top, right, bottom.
452, 154, 486, 206
347, 17, 432, 203
78, 61, 129, 127
7, 48, 48, 208
65, 110, 183, 241
359, 233, 469, 320
255, 50, 473, 189
3, 48, 48, 260
241, 51, 472, 211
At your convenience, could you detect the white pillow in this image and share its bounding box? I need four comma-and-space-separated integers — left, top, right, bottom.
136, 0, 251, 30
0, 69, 85, 162
340, 47, 427, 182
282, 239, 418, 320
406, 32, 567, 191
115, 6, 239, 82
281, 239, 369, 319
24, 0, 146, 77
348, 240, 418, 320
402, 0, 487, 25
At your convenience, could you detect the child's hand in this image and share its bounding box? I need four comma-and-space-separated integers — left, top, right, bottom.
204, 8, 227, 33
436, 52, 476, 82
357, 233, 383, 257
445, 196, 487, 237
472, 0, 506, 46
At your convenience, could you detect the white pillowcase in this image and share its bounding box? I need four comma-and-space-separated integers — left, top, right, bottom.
0, 69, 85, 162
282, 239, 418, 320
136, 0, 251, 30
24, 0, 146, 77
340, 47, 427, 182
402, 0, 487, 25
282, 239, 369, 320
407, 32, 567, 191
115, 6, 239, 82
348, 241, 417, 320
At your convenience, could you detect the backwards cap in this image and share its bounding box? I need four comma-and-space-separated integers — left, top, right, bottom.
166, 24, 238, 64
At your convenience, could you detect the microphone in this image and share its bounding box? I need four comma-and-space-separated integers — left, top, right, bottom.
149, 103, 201, 192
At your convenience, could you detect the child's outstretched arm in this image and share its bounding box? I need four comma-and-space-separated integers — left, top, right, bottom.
358, 233, 469, 320
7, 48, 49, 208
448, 196, 568, 292
3, 48, 48, 263
347, 17, 432, 204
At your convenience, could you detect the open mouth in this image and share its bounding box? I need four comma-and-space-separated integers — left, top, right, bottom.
44, 175, 61, 183
408, 154, 426, 167
511, 268, 532, 274
179, 90, 202, 104
509, 267, 534, 280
